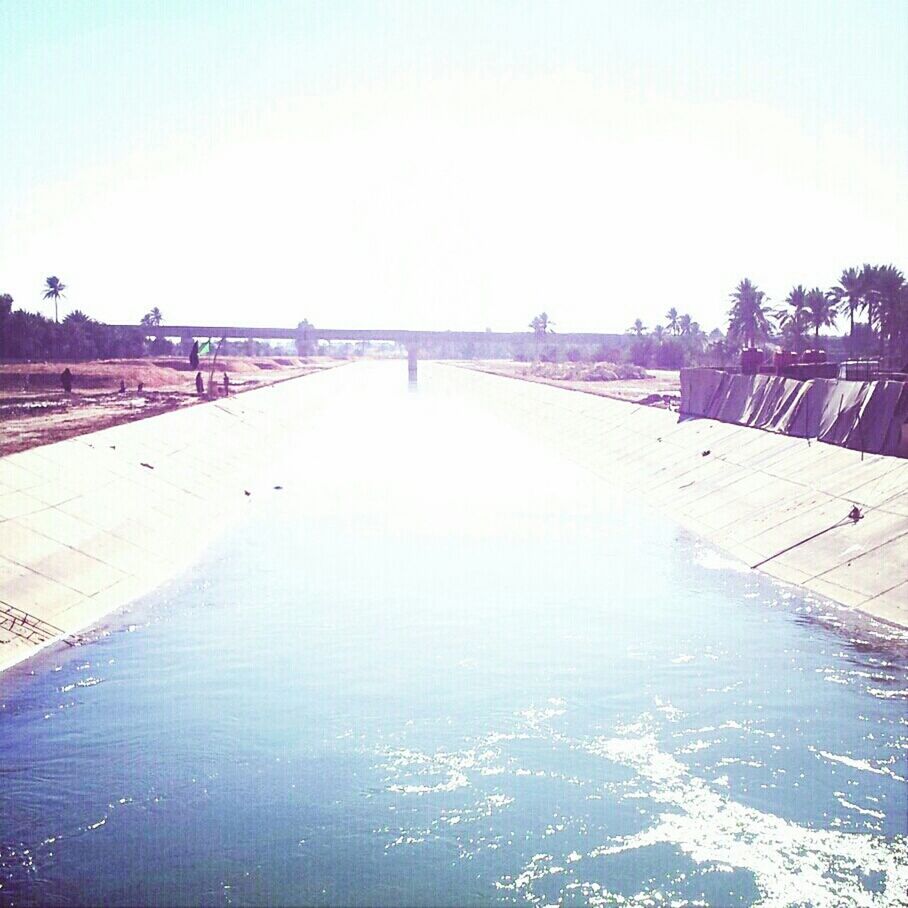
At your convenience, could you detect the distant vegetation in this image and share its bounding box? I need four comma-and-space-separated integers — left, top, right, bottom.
522, 361, 648, 382
0, 286, 292, 362
733, 264, 907, 363
0, 294, 147, 362
2, 261, 904, 368
622, 262, 906, 370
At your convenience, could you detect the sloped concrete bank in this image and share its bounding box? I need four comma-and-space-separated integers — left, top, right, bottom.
0, 368, 340, 675
2, 361, 906, 677
450, 366, 908, 628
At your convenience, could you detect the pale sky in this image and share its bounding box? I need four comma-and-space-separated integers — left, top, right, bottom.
1, 0, 905, 333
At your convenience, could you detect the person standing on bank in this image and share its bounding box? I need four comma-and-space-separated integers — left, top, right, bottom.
223, 373, 229, 396
60, 367, 72, 394
195, 371, 204, 396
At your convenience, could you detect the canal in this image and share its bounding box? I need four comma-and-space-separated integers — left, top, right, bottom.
1, 363, 906, 906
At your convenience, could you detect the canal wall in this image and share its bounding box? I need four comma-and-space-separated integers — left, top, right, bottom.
450, 366, 908, 628
2, 360, 906, 677
0, 370, 337, 675
680, 368, 908, 457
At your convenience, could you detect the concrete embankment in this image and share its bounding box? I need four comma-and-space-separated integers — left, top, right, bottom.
451, 366, 908, 628
0, 369, 338, 675
2, 360, 905, 676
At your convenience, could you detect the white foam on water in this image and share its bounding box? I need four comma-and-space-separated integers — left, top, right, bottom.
810, 747, 907, 783
834, 794, 886, 822
677, 740, 716, 754
867, 687, 908, 700
715, 757, 764, 769
518, 705, 567, 726
379, 698, 906, 906
381, 745, 477, 794
671, 654, 695, 665
573, 731, 908, 908
387, 771, 468, 795
654, 697, 685, 722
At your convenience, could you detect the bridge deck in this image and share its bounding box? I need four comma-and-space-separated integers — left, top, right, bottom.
114, 325, 625, 347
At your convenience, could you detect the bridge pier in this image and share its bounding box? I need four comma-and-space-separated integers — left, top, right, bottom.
407, 344, 418, 381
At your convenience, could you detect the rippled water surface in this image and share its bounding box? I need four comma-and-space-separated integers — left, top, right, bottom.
1, 363, 906, 906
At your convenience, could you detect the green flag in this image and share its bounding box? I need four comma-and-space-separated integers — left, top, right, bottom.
198, 339, 212, 356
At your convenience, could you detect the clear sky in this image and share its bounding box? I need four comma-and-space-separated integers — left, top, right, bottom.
1, 0, 905, 333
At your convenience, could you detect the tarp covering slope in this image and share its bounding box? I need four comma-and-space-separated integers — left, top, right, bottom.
681, 369, 908, 456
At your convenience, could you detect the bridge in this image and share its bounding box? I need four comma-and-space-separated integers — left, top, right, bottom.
115, 324, 626, 357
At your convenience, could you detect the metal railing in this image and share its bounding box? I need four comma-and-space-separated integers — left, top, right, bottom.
0, 603, 75, 648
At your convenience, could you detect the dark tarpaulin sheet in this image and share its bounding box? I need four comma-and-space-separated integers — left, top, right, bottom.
680, 368, 908, 456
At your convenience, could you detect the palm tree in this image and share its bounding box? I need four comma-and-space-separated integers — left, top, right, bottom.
43, 276, 66, 323
529, 312, 553, 336
295, 318, 316, 356
63, 309, 92, 325
803, 287, 837, 344
727, 278, 771, 349
785, 284, 808, 317
651, 325, 665, 342
687, 320, 706, 354
774, 308, 808, 353
678, 313, 692, 336
61, 310, 96, 360
665, 307, 680, 335
872, 265, 906, 361
898, 284, 908, 367
774, 285, 809, 352
829, 268, 863, 350
628, 318, 646, 336
529, 312, 553, 361
141, 307, 164, 327
859, 263, 881, 334
707, 333, 730, 366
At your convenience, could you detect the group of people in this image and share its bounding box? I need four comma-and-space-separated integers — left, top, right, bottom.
58, 367, 230, 397
57, 338, 235, 399
195, 371, 229, 397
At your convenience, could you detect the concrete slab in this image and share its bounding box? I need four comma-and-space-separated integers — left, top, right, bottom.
812, 531, 908, 600
875, 492, 908, 519
844, 463, 908, 512
740, 493, 849, 553
33, 546, 126, 597
859, 582, 908, 627
15, 508, 165, 578
0, 457, 42, 491
0, 566, 85, 619
803, 577, 875, 611
0, 491, 50, 520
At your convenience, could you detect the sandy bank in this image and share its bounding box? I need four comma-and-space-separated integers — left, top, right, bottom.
0, 356, 341, 456
462, 360, 681, 407
451, 365, 907, 629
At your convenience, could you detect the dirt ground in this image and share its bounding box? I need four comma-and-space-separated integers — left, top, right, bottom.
458, 360, 681, 407
0, 356, 343, 456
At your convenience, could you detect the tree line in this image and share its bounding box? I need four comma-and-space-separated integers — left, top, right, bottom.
0, 279, 293, 362
0, 294, 148, 362
5, 265, 904, 367
726, 264, 905, 364
625, 263, 906, 369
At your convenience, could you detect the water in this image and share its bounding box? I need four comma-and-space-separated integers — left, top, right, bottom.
1, 363, 906, 906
